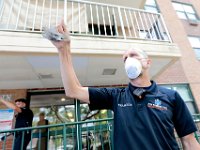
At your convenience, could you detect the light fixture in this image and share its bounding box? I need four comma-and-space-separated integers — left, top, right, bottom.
102, 68, 117, 75
67, 112, 73, 117
61, 98, 66, 101
38, 73, 53, 79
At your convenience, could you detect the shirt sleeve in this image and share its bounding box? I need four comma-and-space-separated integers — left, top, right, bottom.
173, 91, 197, 137
88, 87, 115, 111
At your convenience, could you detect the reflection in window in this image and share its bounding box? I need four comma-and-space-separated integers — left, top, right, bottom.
188, 36, 200, 60
160, 84, 198, 114
31, 105, 75, 126
172, 2, 198, 21
79, 104, 112, 149
80, 104, 110, 121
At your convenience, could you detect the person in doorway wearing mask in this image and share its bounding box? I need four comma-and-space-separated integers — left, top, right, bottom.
45, 20, 200, 150
0, 97, 33, 150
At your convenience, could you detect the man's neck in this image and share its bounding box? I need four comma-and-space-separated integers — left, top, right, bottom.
130, 75, 151, 88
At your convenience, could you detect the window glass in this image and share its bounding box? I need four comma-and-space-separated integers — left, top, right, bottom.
187, 14, 197, 20
30, 93, 75, 125
172, 3, 184, 11
31, 105, 75, 126
144, 6, 158, 13
145, 0, 156, 6
194, 48, 200, 59
177, 12, 187, 19
172, 2, 198, 20
80, 103, 109, 121
173, 85, 192, 102
185, 102, 197, 114
188, 36, 200, 60
0, 1, 2, 9
160, 84, 197, 114
188, 37, 200, 47
144, 0, 159, 13
183, 5, 195, 13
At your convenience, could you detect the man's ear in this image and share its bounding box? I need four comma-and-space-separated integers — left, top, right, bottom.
146, 59, 151, 67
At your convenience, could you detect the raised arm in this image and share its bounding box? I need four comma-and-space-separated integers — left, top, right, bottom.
181, 133, 200, 150
0, 97, 21, 113
49, 20, 89, 103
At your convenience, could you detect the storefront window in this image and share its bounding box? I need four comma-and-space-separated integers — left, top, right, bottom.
31, 105, 75, 126
29, 92, 75, 125
80, 104, 109, 121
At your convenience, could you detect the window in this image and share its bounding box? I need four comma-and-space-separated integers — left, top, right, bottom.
160, 84, 198, 114
144, 0, 159, 13
172, 2, 198, 21
188, 36, 200, 60
88, 24, 116, 36
31, 105, 75, 126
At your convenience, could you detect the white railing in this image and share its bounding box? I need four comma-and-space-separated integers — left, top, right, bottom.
0, 0, 172, 42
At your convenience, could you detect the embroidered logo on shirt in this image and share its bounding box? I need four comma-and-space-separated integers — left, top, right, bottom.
147, 99, 167, 110
118, 103, 133, 107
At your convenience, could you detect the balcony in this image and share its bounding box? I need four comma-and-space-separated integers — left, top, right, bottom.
0, 0, 181, 89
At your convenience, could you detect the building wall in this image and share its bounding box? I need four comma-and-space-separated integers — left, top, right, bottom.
0, 139, 13, 150
0, 89, 27, 108
155, 0, 200, 112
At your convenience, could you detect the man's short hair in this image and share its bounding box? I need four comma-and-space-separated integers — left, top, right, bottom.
129, 48, 148, 58
15, 98, 27, 104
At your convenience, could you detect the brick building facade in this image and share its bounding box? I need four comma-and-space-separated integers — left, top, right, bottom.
153, 0, 200, 113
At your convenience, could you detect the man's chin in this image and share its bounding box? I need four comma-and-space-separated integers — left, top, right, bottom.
129, 74, 142, 80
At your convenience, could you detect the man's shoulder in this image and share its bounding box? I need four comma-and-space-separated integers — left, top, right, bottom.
90, 86, 127, 93
157, 86, 174, 92
22, 107, 34, 116
22, 107, 32, 111
157, 85, 177, 99
107, 86, 128, 95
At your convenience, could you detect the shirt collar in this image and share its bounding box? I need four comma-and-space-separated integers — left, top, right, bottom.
128, 80, 158, 95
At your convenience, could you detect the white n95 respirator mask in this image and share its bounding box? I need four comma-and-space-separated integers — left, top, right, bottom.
125, 57, 142, 79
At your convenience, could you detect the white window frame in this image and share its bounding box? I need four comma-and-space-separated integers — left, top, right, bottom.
188, 36, 200, 60
172, 2, 198, 21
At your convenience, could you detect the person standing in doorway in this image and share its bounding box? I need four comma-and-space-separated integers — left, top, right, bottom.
0, 97, 33, 150
36, 112, 49, 150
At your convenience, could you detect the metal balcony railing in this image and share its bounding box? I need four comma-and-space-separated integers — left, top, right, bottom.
0, 118, 113, 150
0, 0, 172, 42
0, 115, 200, 150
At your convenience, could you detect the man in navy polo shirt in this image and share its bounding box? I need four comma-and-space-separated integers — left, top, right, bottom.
48, 20, 200, 150
0, 98, 33, 150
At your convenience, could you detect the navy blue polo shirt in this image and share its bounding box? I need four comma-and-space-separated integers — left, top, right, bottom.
15, 107, 33, 129
88, 81, 197, 150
